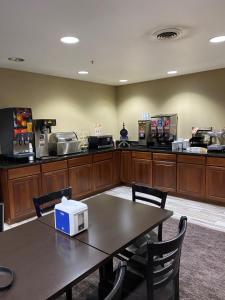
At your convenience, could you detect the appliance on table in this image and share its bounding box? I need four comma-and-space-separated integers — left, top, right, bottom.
207, 129, 225, 151
138, 120, 151, 146
189, 127, 212, 148
49, 132, 81, 155
118, 123, 130, 148
0, 107, 33, 159
88, 135, 113, 150
54, 196, 88, 236
147, 114, 178, 149
33, 119, 56, 158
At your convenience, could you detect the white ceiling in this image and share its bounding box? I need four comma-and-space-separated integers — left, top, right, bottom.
0, 0, 225, 85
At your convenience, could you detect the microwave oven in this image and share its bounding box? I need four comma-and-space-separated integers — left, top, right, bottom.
88, 135, 113, 150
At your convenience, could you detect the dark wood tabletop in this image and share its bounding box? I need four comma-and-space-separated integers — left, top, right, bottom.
0, 220, 108, 300
38, 194, 173, 255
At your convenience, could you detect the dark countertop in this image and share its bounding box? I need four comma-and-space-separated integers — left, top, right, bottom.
0, 145, 225, 169
0, 148, 117, 169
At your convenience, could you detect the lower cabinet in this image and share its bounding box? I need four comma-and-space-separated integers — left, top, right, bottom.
69, 164, 93, 198
177, 155, 206, 198
93, 159, 113, 191
152, 153, 177, 192
8, 173, 42, 223
113, 151, 121, 185
41, 160, 69, 194
206, 157, 225, 203
121, 151, 132, 184
177, 163, 205, 198
153, 161, 176, 192
132, 151, 152, 186
42, 169, 69, 194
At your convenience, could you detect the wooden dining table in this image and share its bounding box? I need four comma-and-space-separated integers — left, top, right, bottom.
0, 193, 172, 300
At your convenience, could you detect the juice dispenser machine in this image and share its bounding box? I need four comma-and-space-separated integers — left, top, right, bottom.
0, 107, 33, 158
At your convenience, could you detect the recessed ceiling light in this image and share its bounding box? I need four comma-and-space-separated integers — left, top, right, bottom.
119, 79, 128, 83
60, 36, 79, 44
167, 70, 178, 75
78, 71, 88, 75
8, 57, 25, 62
209, 36, 225, 43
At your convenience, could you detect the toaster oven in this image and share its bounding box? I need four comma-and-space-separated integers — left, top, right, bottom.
88, 135, 113, 150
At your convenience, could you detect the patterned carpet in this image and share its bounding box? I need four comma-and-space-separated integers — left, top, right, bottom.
58, 217, 225, 300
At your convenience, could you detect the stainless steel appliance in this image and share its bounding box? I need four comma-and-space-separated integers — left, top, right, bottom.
190, 127, 212, 148
207, 129, 225, 151
49, 132, 81, 155
33, 119, 56, 158
88, 135, 113, 150
0, 107, 33, 158
138, 120, 151, 146
149, 114, 178, 149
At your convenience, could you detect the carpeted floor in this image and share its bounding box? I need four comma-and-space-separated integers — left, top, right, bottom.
58, 218, 225, 300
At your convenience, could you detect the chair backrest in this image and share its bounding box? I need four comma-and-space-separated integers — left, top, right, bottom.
105, 261, 127, 300
0, 203, 4, 232
132, 183, 167, 209
33, 187, 72, 218
146, 216, 187, 300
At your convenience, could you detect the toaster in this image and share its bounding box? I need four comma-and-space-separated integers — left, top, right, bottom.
49, 132, 81, 156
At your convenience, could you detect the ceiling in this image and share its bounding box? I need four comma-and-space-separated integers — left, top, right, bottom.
0, 0, 225, 86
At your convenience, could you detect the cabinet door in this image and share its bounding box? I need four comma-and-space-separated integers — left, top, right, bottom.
206, 166, 225, 203
8, 174, 42, 221
69, 164, 93, 199
42, 169, 69, 194
93, 159, 113, 191
120, 151, 132, 184
132, 158, 152, 186
113, 151, 121, 185
177, 163, 205, 198
153, 161, 176, 192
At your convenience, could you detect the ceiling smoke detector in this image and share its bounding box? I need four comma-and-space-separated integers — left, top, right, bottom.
153, 28, 182, 41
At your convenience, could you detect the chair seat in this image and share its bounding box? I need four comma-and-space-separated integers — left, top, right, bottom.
125, 230, 158, 256
122, 269, 174, 300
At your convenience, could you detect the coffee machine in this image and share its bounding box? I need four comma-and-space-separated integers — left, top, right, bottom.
33, 119, 56, 158
138, 120, 151, 146
0, 107, 33, 158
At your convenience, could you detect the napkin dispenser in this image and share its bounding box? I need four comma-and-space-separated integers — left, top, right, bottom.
54, 197, 88, 236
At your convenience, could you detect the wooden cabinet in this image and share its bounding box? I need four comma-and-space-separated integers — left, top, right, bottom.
177, 155, 205, 198
2, 165, 42, 224
93, 153, 113, 191
8, 174, 42, 222
120, 151, 132, 184
68, 155, 93, 199
152, 153, 176, 192
206, 157, 225, 203
132, 151, 152, 185
41, 160, 68, 194
113, 150, 121, 185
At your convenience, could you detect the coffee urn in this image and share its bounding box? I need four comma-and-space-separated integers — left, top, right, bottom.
33, 119, 56, 158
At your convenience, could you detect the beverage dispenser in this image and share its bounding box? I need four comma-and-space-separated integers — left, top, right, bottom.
0, 108, 33, 158
149, 114, 178, 149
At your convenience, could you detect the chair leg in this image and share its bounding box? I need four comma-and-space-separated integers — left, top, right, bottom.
174, 272, 180, 300
66, 288, 72, 300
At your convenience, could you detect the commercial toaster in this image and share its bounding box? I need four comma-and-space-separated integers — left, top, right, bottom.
48, 132, 81, 156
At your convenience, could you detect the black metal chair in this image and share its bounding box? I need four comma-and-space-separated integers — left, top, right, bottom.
121, 184, 168, 259
124, 216, 188, 300
104, 261, 127, 300
33, 187, 72, 218
33, 187, 72, 300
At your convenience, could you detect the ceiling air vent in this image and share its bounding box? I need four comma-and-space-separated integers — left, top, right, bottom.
152, 28, 182, 41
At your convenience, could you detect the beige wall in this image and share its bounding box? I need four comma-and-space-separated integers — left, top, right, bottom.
0, 68, 117, 138
116, 68, 225, 140
1, 68, 225, 142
